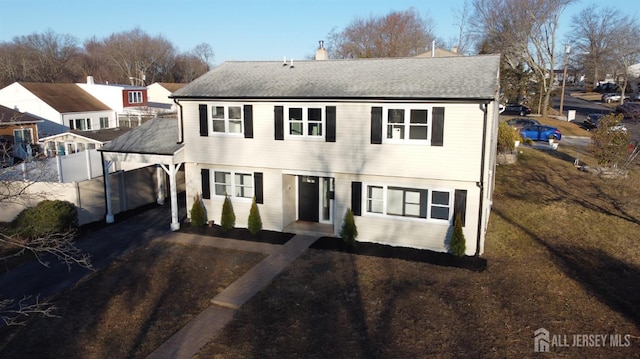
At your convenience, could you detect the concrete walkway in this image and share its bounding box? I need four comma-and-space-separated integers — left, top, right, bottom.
146, 232, 318, 359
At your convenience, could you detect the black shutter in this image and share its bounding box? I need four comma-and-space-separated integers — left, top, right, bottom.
371, 107, 382, 144
351, 181, 362, 216
244, 105, 253, 138
326, 106, 336, 142
199, 104, 208, 136
274, 106, 284, 140
254, 172, 264, 204
201, 169, 210, 199
454, 189, 467, 226
419, 189, 429, 219
431, 107, 445, 146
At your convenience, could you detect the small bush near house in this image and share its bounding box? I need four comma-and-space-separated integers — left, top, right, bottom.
190, 194, 207, 226
497, 121, 519, 153
449, 213, 466, 257
220, 195, 236, 232
247, 196, 262, 235
12, 200, 78, 238
339, 208, 358, 248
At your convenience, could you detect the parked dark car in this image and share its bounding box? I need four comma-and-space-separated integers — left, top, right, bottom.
615, 102, 640, 120
519, 125, 562, 141
594, 82, 620, 93
583, 113, 606, 130
583, 113, 627, 132
501, 104, 532, 116
505, 118, 541, 129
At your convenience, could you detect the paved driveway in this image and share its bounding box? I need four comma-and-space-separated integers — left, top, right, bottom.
0, 198, 185, 311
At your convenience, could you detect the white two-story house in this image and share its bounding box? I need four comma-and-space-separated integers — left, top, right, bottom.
171, 54, 501, 256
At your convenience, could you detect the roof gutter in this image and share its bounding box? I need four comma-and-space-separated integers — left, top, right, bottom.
174, 98, 184, 144
476, 102, 489, 257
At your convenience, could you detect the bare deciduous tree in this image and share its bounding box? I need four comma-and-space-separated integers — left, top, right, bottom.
327, 8, 436, 59
609, 18, 640, 102
568, 5, 624, 90
0, 28, 213, 88
472, 0, 575, 116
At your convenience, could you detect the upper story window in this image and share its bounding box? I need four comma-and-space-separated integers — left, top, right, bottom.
365, 184, 451, 222
69, 118, 91, 131
211, 105, 243, 134
287, 106, 323, 138
385, 107, 429, 141
128, 91, 143, 104
99, 117, 109, 129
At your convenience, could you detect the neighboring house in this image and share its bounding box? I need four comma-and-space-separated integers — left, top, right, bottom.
0, 82, 116, 137
171, 54, 501, 256
0, 104, 43, 165
77, 76, 153, 128
39, 127, 132, 157
147, 82, 186, 114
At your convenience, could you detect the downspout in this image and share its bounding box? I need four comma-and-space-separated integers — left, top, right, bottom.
476, 103, 489, 257
174, 98, 184, 144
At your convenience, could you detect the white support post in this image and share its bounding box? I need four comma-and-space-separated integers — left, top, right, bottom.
103, 159, 114, 223
85, 150, 92, 180
56, 155, 63, 183
156, 165, 165, 205
160, 162, 183, 231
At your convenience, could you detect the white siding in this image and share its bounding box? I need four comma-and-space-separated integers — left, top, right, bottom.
0, 83, 61, 124
183, 101, 485, 182
180, 99, 496, 255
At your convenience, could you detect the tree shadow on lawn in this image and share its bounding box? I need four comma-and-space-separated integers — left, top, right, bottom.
0, 242, 264, 359
494, 207, 640, 328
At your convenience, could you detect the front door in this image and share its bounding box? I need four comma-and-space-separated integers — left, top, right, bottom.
298, 176, 319, 222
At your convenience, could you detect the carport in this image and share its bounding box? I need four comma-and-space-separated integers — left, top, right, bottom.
98, 118, 184, 231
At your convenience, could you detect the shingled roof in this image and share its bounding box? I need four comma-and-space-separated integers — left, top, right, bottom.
0, 104, 43, 124
172, 54, 500, 100
20, 82, 111, 113
99, 118, 182, 155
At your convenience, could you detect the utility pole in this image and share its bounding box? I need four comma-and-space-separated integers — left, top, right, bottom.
559, 44, 571, 117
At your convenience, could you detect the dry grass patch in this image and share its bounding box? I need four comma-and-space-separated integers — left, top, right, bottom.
197, 145, 640, 358
0, 241, 266, 359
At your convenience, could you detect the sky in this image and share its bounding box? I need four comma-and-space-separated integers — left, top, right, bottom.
0, 0, 638, 65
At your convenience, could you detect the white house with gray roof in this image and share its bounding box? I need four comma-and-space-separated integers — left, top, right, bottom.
171, 54, 501, 256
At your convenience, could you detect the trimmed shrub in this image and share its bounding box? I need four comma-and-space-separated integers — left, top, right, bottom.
190, 194, 207, 226
497, 121, 519, 153
12, 200, 78, 238
220, 194, 236, 231
339, 208, 358, 248
449, 213, 466, 257
247, 196, 262, 235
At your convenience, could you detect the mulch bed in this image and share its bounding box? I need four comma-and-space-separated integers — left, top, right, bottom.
311, 236, 487, 272
180, 223, 487, 271
179, 222, 295, 245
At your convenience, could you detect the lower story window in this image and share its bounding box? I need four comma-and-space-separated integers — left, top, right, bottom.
366, 185, 451, 221
214, 171, 253, 198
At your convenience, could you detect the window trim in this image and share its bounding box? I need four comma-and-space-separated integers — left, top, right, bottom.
210, 104, 244, 136
211, 170, 254, 200
363, 183, 452, 223
284, 105, 325, 140
382, 105, 435, 144
128, 91, 143, 104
